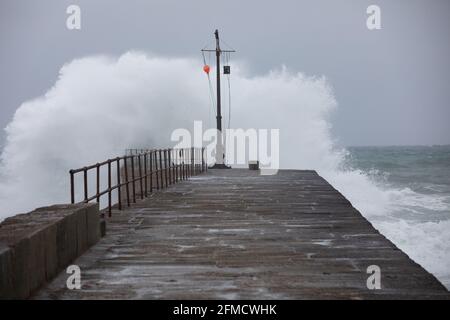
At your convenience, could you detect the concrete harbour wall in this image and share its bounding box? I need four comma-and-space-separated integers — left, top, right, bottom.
0, 203, 101, 299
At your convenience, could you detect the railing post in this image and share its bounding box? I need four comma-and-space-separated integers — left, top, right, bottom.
96, 163, 100, 203
183, 149, 185, 178
70, 170, 75, 204
168, 149, 172, 185
108, 160, 112, 217
201, 147, 205, 172
150, 151, 154, 192
159, 149, 164, 188
83, 168, 88, 202
193, 148, 196, 175
138, 154, 144, 200
117, 157, 122, 210
175, 149, 180, 182
124, 157, 130, 207
174, 149, 177, 183
155, 151, 160, 190
195, 148, 197, 174
164, 149, 170, 188
131, 156, 136, 203
190, 148, 193, 177
186, 148, 189, 179
144, 153, 148, 197
179, 149, 181, 181
175, 149, 179, 182
196, 148, 199, 174
178, 149, 181, 182
182, 149, 185, 180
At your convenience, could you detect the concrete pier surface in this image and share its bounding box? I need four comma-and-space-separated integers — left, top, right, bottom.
34, 169, 449, 299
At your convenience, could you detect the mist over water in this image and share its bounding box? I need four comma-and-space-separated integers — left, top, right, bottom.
0, 52, 448, 289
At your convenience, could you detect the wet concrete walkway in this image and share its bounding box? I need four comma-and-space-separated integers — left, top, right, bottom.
34, 169, 449, 299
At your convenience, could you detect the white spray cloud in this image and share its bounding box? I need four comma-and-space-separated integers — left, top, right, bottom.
0, 52, 341, 217
0, 52, 448, 288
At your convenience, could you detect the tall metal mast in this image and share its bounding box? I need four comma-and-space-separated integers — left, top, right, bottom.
202, 29, 235, 169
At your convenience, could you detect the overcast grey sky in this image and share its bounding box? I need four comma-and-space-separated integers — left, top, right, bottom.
1, 0, 449, 147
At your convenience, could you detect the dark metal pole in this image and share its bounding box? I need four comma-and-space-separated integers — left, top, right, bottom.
215, 29, 222, 134
208, 29, 231, 169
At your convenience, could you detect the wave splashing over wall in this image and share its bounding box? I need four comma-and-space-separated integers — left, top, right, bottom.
0, 52, 448, 288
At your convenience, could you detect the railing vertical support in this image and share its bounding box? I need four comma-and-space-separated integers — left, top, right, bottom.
174, 149, 177, 183
164, 149, 169, 187
186, 148, 188, 179
185, 149, 188, 180
138, 154, 144, 200
196, 148, 199, 174
83, 168, 88, 202
159, 149, 164, 188
96, 164, 100, 203
168, 149, 172, 185
124, 157, 130, 207
117, 158, 122, 210
150, 151, 153, 192
190, 148, 193, 177
144, 153, 148, 196
201, 147, 205, 172
155, 151, 160, 190
70, 170, 75, 204
131, 156, 136, 203
175, 150, 179, 182
178, 150, 181, 182
108, 160, 112, 217
182, 149, 185, 180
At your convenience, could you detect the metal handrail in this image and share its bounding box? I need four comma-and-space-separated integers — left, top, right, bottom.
69, 147, 207, 217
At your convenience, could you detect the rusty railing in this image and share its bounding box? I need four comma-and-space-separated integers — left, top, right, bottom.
69, 147, 207, 216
